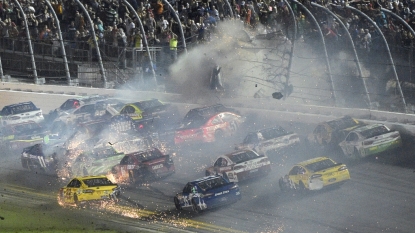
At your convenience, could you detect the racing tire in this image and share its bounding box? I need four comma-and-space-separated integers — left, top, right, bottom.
128, 170, 136, 184
57, 192, 65, 206
279, 178, 288, 192
192, 199, 201, 213
74, 194, 79, 206
83, 167, 88, 176
214, 129, 224, 141
174, 197, 182, 210
353, 147, 361, 159
297, 181, 307, 193
222, 172, 229, 182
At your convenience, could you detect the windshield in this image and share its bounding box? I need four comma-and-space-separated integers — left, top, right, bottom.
305, 159, 336, 172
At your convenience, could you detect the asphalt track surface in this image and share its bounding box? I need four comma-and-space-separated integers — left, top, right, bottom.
1, 105, 415, 233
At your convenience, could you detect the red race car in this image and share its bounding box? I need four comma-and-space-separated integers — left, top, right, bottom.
174, 105, 245, 145
111, 148, 175, 184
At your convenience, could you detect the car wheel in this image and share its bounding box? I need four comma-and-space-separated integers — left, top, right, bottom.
222, 172, 229, 181
74, 194, 79, 206
279, 178, 288, 192
205, 170, 211, 176
214, 129, 224, 141
57, 192, 65, 206
128, 170, 136, 184
174, 197, 182, 210
353, 147, 361, 159
192, 199, 201, 213
83, 167, 88, 176
297, 181, 307, 193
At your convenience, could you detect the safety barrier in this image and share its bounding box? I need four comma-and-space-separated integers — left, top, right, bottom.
1, 82, 415, 135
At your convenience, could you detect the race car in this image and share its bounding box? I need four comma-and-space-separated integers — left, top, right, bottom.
279, 157, 350, 192
339, 123, 402, 159
70, 146, 126, 177
174, 175, 241, 213
174, 107, 245, 144
307, 116, 365, 149
205, 149, 271, 182
0, 101, 44, 126
57, 175, 120, 206
51, 98, 124, 133
181, 104, 240, 122
48, 95, 107, 122
119, 99, 177, 121
21, 143, 60, 173
112, 148, 175, 184
235, 125, 300, 156
0, 121, 50, 151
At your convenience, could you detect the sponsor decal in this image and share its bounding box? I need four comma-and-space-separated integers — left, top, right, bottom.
152, 164, 163, 170
215, 190, 229, 196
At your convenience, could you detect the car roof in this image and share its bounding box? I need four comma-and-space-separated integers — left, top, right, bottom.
324, 116, 361, 130
190, 175, 222, 185
75, 175, 109, 181
350, 123, 385, 133
296, 157, 331, 166
128, 99, 163, 108
2, 101, 35, 108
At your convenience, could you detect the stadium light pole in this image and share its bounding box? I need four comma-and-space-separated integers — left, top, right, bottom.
75, 0, 107, 88
345, 5, 407, 112
121, 0, 157, 85
315, 3, 370, 108
45, 0, 71, 85
162, 0, 187, 54
291, 0, 336, 106
13, 0, 38, 84
283, 0, 297, 99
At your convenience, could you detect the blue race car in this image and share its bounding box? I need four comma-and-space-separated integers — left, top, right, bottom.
174, 175, 241, 213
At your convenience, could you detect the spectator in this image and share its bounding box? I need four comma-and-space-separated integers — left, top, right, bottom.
39, 24, 51, 41
125, 17, 135, 37
26, 11, 39, 39
158, 15, 169, 32
117, 28, 127, 47
67, 21, 77, 41
51, 33, 61, 56
74, 11, 84, 30
154, 0, 164, 20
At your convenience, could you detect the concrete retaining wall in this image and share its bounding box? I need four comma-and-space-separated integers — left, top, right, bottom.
1, 82, 415, 134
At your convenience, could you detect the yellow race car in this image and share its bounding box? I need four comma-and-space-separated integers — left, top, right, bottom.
279, 157, 350, 192
57, 175, 120, 206
119, 99, 169, 121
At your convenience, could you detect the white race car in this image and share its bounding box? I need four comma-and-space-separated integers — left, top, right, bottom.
0, 101, 44, 126
339, 123, 402, 159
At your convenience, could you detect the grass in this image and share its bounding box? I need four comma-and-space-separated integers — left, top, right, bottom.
0, 202, 116, 233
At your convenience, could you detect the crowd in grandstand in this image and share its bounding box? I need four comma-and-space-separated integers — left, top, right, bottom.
0, 0, 414, 59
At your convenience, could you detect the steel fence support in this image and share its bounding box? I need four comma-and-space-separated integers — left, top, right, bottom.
223, 0, 234, 18
292, 0, 336, 105
314, 3, 370, 108
122, 0, 157, 85
345, 5, 407, 112
283, 0, 297, 99
75, 0, 107, 87
45, 0, 71, 84
13, 0, 38, 84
